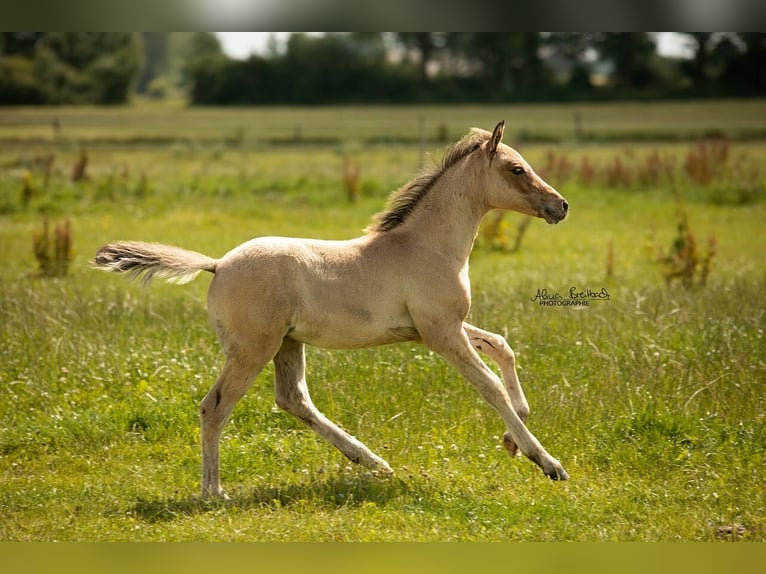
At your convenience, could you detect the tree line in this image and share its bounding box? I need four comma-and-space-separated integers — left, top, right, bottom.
1, 32, 764, 106
0, 32, 215, 105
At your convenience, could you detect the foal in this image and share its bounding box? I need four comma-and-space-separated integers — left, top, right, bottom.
93, 121, 570, 498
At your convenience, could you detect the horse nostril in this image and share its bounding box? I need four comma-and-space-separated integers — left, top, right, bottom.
562, 200, 569, 213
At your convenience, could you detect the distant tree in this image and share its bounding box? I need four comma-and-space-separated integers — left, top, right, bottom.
0, 32, 142, 104
680, 32, 715, 86
738, 33, 766, 91
42, 33, 140, 70
719, 33, 766, 93
188, 31, 225, 60
281, 33, 374, 103
542, 32, 598, 90
0, 55, 49, 104
1, 32, 43, 57
395, 33, 446, 82
674, 33, 766, 94
449, 33, 549, 98
518, 33, 547, 92
38, 32, 143, 104
189, 32, 416, 105
88, 38, 143, 104
543, 33, 597, 62
347, 33, 388, 66
182, 31, 764, 106
27, 44, 75, 104
595, 33, 657, 89
136, 32, 170, 94
177, 32, 227, 94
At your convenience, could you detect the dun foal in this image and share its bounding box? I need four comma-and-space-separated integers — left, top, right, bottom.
93, 121, 570, 498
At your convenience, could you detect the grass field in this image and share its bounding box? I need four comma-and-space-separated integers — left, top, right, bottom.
0, 101, 764, 541
3, 99, 766, 145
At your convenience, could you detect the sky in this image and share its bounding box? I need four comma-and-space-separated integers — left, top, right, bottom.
215, 32, 299, 58
215, 32, 694, 60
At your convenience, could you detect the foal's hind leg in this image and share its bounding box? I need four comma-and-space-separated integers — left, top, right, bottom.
200, 358, 259, 498
200, 336, 282, 498
273, 337, 393, 475
464, 323, 529, 457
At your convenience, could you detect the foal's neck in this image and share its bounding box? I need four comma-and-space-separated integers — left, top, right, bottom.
401, 164, 488, 267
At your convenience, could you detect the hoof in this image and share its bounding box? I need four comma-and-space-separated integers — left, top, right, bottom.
201, 487, 230, 500
544, 465, 569, 481
365, 454, 394, 477
372, 466, 395, 479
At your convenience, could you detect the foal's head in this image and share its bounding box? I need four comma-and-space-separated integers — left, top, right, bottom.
478, 121, 569, 224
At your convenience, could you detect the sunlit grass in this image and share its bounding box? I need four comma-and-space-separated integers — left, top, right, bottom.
3, 100, 766, 143
0, 125, 764, 540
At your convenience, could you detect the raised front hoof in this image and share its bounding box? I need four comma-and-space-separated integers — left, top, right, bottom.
502, 435, 520, 458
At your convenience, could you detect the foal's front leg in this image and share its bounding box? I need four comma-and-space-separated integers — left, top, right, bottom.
464, 323, 529, 456
421, 321, 568, 481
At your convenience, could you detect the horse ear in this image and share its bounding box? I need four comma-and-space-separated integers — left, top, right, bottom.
489, 120, 505, 155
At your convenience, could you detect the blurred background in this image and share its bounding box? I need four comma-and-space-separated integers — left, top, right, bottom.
1, 32, 764, 106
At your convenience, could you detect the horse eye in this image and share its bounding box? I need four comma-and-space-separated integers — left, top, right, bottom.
510, 166, 525, 176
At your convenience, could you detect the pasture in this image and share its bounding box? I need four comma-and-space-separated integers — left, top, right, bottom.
0, 101, 765, 541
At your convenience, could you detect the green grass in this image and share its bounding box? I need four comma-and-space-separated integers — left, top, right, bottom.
1, 105, 765, 540
3, 99, 766, 145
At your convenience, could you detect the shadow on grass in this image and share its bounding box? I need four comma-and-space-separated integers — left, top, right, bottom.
132, 473, 413, 523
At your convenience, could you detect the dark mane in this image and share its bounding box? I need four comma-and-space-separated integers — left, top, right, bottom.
369, 129, 490, 232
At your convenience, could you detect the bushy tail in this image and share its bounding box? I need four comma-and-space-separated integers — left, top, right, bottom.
92, 241, 217, 285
